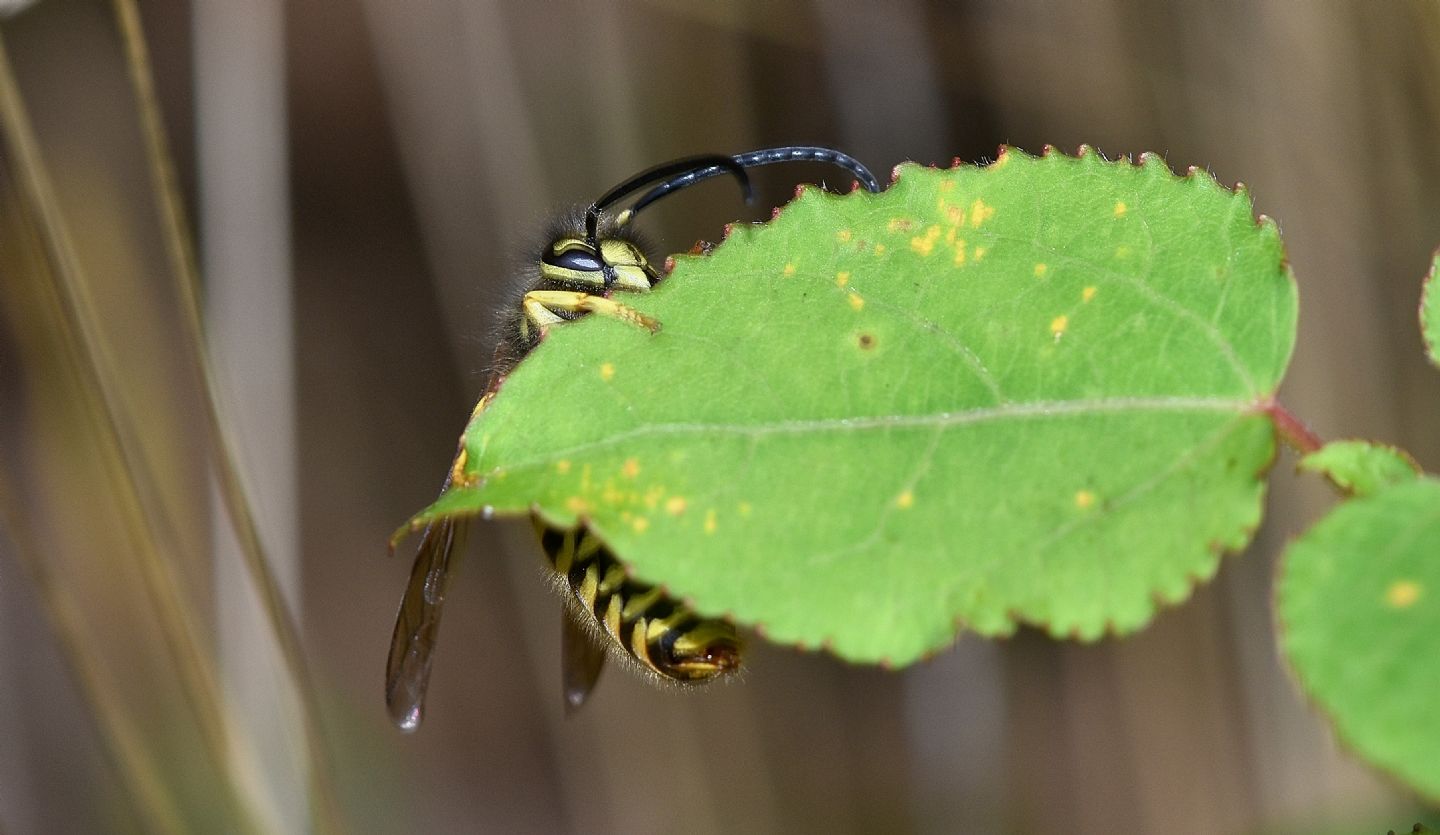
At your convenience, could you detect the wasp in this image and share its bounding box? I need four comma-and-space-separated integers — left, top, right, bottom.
386, 147, 881, 731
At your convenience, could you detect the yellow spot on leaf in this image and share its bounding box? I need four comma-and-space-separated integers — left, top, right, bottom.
939, 178, 956, 191
782, 263, 797, 277
643, 486, 663, 508
632, 517, 650, 534
1034, 263, 1048, 278
665, 496, 687, 516
1075, 490, 1096, 509
704, 509, 718, 535
946, 205, 964, 226
566, 496, 590, 513
973, 246, 987, 261
887, 217, 913, 233
737, 501, 752, 517
1386, 580, 1422, 609
1050, 315, 1069, 337
848, 292, 865, 311
555, 459, 571, 475
621, 458, 640, 479
599, 362, 615, 381
837, 229, 852, 242
1114, 201, 1127, 217
968, 198, 995, 227
874, 243, 887, 256
953, 246, 966, 267
835, 271, 850, 287
909, 224, 942, 256
1115, 245, 1131, 259
1083, 286, 1098, 303
896, 490, 914, 509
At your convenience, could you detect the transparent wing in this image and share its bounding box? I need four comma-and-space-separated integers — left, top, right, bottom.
560, 608, 606, 714
385, 515, 469, 732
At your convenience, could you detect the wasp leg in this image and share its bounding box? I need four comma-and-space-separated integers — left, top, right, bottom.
522, 290, 661, 338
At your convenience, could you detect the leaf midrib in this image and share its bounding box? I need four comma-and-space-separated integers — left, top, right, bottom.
479, 394, 1254, 478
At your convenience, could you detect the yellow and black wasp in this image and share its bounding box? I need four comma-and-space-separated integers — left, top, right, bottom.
386, 147, 881, 731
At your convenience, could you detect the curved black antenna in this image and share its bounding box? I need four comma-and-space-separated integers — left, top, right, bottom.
586, 154, 753, 244
627, 145, 881, 220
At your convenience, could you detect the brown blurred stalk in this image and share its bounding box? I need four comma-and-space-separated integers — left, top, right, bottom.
115, 0, 342, 830
0, 3, 341, 831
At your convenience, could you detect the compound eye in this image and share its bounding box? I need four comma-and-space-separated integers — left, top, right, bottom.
543, 246, 603, 274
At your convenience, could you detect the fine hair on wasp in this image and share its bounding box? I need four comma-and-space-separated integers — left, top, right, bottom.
385, 146, 882, 731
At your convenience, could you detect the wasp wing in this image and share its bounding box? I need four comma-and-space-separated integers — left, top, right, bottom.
533, 515, 609, 713
385, 515, 469, 732
560, 608, 606, 714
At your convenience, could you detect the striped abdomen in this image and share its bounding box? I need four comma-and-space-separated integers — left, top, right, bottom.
533, 516, 741, 682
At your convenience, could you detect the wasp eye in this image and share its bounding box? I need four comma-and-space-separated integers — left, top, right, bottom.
543, 247, 603, 273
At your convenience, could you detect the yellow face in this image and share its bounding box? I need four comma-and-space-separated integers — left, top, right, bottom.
539, 236, 655, 292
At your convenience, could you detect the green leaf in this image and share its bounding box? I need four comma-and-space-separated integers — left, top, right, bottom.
1424, 249, 1440, 369
1300, 440, 1421, 497
1278, 478, 1440, 801
409, 146, 1297, 665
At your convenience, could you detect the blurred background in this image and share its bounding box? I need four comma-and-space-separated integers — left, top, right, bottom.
1, 1, 1438, 833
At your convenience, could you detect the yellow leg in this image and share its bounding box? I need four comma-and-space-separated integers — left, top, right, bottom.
522, 290, 661, 337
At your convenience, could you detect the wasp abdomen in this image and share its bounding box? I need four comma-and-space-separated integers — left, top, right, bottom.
533, 516, 741, 683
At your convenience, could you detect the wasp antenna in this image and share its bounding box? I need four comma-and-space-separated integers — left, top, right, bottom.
586, 154, 751, 244
627, 145, 881, 220
732, 146, 881, 193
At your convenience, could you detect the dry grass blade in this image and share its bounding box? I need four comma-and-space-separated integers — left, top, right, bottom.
0, 469, 186, 835
0, 25, 261, 834
110, 2, 344, 831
